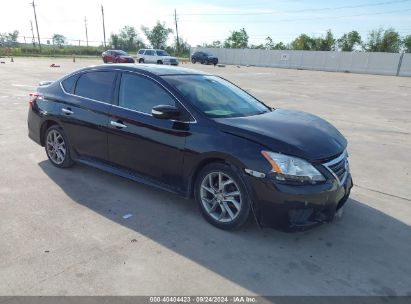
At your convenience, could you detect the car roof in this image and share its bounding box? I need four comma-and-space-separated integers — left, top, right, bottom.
80, 64, 208, 76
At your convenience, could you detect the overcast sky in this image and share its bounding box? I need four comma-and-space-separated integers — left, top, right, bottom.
1, 0, 411, 47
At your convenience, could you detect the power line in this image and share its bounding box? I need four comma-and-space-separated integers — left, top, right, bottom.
180, 8, 411, 23
176, 0, 411, 16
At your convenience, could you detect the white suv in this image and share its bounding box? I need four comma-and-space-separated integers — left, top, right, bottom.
137, 49, 179, 65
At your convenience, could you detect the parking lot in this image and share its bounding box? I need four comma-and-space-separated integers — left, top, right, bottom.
0, 57, 410, 296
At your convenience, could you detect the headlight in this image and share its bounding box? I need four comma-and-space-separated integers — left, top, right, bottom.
261, 151, 325, 183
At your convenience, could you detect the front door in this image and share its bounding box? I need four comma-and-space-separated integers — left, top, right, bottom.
107, 72, 190, 190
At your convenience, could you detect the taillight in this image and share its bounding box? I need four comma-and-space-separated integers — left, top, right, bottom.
29, 92, 41, 107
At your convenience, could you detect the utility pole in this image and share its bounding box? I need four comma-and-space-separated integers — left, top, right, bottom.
174, 9, 180, 56
30, 20, 36, 47
30, 0, 41, 52
84, 16, 89, 47
101, 5, 106, 48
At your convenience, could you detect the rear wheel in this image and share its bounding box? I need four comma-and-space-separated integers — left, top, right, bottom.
45, 125, 74, 168
195, 163, 250, 230
139, 58, 144, 63
157, 60, 163, 64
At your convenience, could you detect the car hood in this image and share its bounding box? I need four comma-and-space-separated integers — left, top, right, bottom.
214, 109, 347, 161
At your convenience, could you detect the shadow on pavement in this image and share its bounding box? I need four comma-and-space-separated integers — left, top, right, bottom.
39, 161, 411, 296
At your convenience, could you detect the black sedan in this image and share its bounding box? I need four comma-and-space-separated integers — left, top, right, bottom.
191, 51, 218, 65
27, 64, 352, 231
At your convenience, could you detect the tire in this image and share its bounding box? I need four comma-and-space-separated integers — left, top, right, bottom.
200, 59, 205, 64
194, 162, 251, 230
157, 60, 163, 64
191, 58, 196, 64
115, 58, 119, 63
139, 58, 144, 63
103, 57, 107, 63
44, 125, 74, 168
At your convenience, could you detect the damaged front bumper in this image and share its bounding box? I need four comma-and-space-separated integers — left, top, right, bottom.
246, 173, 353, 232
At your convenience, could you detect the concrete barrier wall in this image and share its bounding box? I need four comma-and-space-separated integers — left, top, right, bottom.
399, 53, 411, 77
190, 47, 410, 77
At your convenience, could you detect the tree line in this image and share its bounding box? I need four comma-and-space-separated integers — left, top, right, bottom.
1, 24, 410, 56
203, 27, 411, 53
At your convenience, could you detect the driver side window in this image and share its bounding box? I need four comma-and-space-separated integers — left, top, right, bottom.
118, 73, 176, 114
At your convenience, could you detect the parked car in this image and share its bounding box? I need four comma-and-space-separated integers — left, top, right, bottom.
191, 51, 218, 65
137, 49, 179, 65
102, 50, 135, 63
27, 64, 352, 231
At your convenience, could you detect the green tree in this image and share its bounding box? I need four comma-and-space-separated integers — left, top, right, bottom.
119, 26, 144, 50
109, 26, 145, 51
273, 42, 287, 50
337, 31, 362, 51
404, 35, 411, 53
250, 44, 265, 49
211, 40, 222, 48
224, 28, 249, 48
141, 21, 173, 49
290, 34, 316, 50
109, 34, 120, 49
202, 40, 223, 48
0, 30, 19, 46
314, 30, 335, 51
265, 36, 275, 49
169, 37, 191, 57
52, 34, 66, 48
365, 28, 401, 53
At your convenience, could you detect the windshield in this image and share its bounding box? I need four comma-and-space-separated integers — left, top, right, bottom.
164, 75, 270, 118
156, 50, 170, 56
116, 50, 128, 56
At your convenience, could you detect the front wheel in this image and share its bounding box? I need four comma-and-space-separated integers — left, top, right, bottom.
191, 58, 196, 64
157, 60, 163, 64
195, 163, 251, 230
139, 58, 144, 63
45, 125, 74, 168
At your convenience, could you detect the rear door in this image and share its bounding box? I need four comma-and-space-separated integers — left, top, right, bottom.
57, 70, 117, 161
145, 50, 155, 63
107, 72, 190, 190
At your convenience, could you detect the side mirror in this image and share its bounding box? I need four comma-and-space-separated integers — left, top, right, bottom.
152, 105, 181, 119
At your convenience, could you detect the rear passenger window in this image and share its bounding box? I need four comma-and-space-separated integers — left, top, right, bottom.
74, 71, 116, 103
119, 73, 175, 114
61, 74, 78, 93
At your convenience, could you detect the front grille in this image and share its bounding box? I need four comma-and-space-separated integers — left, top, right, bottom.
323, 151, 348, 184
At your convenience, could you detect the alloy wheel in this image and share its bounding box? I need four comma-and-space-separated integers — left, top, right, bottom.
200, 171, 242, 223
46, 130, 66, 165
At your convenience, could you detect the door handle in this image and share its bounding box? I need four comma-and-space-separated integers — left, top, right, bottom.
62, 108, 74, 115
110, 120, 127, 129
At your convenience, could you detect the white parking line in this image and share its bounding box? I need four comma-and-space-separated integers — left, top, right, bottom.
12, 84, 36, 88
